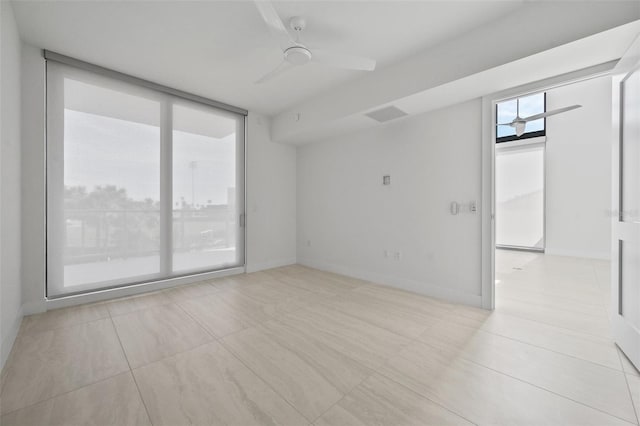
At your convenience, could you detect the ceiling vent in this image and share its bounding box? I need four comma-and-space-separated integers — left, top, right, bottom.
364, 106, 408, 123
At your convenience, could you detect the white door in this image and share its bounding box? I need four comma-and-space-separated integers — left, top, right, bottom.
612, 34, 640, 369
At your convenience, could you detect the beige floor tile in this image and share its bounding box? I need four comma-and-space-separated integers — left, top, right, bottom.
479, 311, 621, 369
277, 304, 411, 370
179, 290, 273, 338
243, 270, 284, 285
321, 292, 441, 339
1, 256, 632, 426
235, 280, 326, 316
315, 373, 473, 426
495, 249, 539, 273
498, 284, 609, 315
222, 323, 371, 422
0, 318, 129, 414
162, 281, 218, 303
421, 320, 637, 423
306, 268, 371, 288
620, 348, 640, 377
0, 373, 150, 426
379, 341, 634, 426
112, 303, 213, 368
495, 296, 612, 338
266, 269, 357, 296
450, 303, 493, 325
19, 302, 110, 335
133, 341, 307, 426
352, 284, 454, 318
594, 263, 612, 287
498, 278, 606, 306
208, 274, 257, 291
626, 374, 640, 423
504, 266, 601, 287
261, 320, 374, 393
106, 290, 172, 317
440, 310, 490, 330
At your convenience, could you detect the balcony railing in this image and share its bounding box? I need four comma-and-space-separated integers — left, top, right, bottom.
63, 207, 236, 264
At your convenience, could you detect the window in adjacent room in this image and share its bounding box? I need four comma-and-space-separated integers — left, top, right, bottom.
496, 92, 546, 143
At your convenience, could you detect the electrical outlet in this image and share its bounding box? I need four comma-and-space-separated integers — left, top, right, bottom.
393, 251, 401, 260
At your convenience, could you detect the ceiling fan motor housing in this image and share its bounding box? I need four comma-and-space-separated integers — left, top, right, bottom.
284, 46, 312, 65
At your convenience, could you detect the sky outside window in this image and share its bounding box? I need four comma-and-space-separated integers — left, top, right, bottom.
497, 92, 545, 139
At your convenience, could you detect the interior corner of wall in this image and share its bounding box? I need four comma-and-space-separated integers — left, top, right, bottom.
1, 305, 23, 372
22, 299, 46, 316
246, 257, 297, 273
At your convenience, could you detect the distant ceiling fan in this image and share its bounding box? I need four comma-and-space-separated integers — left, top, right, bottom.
498, 100, 582, 137
254, 0, 376, 84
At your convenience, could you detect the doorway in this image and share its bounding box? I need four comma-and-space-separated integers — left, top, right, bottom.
481, 62, 616, 311
484, 71, 619, 371
495, 93, 546, 252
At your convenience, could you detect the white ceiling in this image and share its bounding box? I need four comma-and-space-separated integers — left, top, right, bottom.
11, 0, 526, 115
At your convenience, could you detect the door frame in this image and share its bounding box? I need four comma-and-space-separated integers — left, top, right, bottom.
480, 61, 617, 309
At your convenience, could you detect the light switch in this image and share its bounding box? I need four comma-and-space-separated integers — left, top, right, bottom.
383, 175, 391, 185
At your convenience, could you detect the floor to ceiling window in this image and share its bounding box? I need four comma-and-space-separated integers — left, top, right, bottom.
46, 55, 245, 297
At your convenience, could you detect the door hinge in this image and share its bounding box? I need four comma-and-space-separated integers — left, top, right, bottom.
239, 213, 246, 228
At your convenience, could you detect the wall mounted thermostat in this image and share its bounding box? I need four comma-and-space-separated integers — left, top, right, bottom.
383, 175, 391, 185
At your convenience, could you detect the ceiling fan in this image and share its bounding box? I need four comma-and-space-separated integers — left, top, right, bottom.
498, 101, 582, 137
253, 0, 376, 84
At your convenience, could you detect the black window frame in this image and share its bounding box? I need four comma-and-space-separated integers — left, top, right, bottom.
496, 92, 546, 144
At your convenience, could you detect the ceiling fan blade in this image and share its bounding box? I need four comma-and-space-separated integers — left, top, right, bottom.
497, 123, 514, 126
312, 49, 376, 71
254, 61, 294, 84
254, 1, 295, 50
522, 105, 582, 122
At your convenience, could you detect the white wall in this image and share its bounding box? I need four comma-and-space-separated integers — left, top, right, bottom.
245, 113, 297, 272
20, 44, 45, 314
294, 76, 612, 309
545, 76, 612, 259
1, 0, 23, 370
297, 100, 483, 306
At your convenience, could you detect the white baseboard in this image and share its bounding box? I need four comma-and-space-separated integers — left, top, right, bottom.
22, 299, 46, 316
45, 267, 245, 311
1, 306, 23, 372
298, 257, 483, 308
545, 248, 611, 261
246, 257, 297, 273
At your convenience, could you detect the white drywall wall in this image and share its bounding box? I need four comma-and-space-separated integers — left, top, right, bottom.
245, 113, 297, 272
20, 44, 45, 314
1, 0, 23, 370
297, 100, 483, 306
545, 76, 612, 259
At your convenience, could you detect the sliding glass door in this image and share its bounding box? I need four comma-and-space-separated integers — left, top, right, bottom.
46, 60, 245, 297
172, 102, 243, 274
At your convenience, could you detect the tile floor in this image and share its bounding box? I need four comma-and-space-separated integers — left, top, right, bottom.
1, 252, 639, 425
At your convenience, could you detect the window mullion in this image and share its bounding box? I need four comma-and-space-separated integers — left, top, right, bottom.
160, 98, 173, 276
